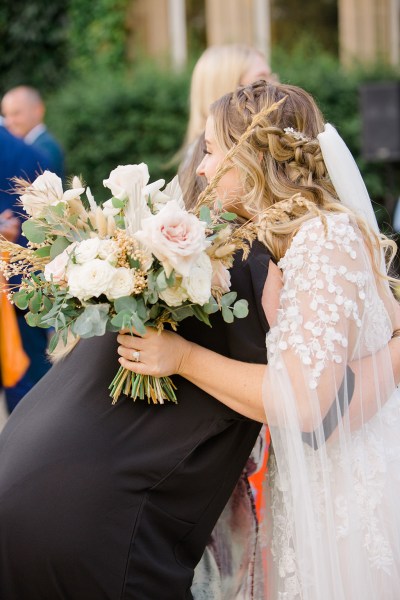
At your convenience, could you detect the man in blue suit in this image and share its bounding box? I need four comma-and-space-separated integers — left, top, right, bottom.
1, 86, 64, 180
0, 125, 52, 412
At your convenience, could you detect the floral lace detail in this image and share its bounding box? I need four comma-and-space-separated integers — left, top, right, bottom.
266, 213, 390, 389
266, 213, 398, 598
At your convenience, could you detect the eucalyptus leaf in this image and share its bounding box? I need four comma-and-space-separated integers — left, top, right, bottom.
26, 312, 41, 327
170, 305, 194, 321
192, 305, 211, 326
220, 211, 237, 221
50, 236, 71, 260
156, 270, 168, 291
21, 220, 47, 244
220, 291, 237, 307
203, 297, 219, 314
29, 290, 43, 313
114, 296, 137, 313
232, 299, 249, 319
12, 291, 29, 310
222, 306, 234, 323
199, 205, 212, 224
110, 311, 131, 330
34, 246, 51, 258
72, 304, 109, 338
48, 332, 60, 354
131, 312, 146, 336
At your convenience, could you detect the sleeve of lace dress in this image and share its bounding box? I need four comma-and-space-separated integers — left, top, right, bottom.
265, 213, 373, 429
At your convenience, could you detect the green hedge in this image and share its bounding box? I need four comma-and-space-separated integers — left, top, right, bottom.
46, 43, 400, 219
46, 65, 190, 202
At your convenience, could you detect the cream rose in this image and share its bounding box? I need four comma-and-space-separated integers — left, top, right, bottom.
211, 260, 231, 293
74, 238, 101, 264
106, 267, 136, 300
159, 280, 188, 307
183, 252, 212, 305
67, 259, 115, 301
103, 164, 150, 201
20, 171, 85, 218
43, 244, 75, 283
134, 200, 210, 277
97, 239, 119, 265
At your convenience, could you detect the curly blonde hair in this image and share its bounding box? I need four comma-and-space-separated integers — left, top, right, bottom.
209, 80, 396, 279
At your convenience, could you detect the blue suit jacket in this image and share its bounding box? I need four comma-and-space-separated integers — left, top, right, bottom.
0, 126, 51, 246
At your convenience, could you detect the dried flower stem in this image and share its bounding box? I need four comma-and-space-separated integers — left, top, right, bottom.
194, 96, 288, 212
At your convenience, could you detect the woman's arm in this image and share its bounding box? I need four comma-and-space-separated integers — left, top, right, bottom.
117, 324, 400, 426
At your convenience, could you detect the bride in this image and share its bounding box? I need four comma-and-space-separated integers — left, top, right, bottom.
118, 80, 400, 598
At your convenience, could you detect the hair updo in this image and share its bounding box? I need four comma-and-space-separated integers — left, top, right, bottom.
209, 81, 348, 258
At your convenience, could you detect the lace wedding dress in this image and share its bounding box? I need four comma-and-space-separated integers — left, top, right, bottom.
263, 213, 400, 599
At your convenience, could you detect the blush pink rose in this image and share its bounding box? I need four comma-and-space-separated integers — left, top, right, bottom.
44, 244, 76, 283
134, 200, 210, 277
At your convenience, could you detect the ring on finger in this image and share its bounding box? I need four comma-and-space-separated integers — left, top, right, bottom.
132, 350, 140, 363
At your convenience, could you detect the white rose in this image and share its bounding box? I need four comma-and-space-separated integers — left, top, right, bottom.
106, 267, 136, 300
211, 260, 231, 293
103, 164, 150, 201
20, 171, 85, 218
159, 280, 188, 307
97, 239, 119, 265
134, 200, 210, 277
67, 259, 115, 301
183, 252, 212, 305
44, 244, 75, 283
74, 238, 101, 264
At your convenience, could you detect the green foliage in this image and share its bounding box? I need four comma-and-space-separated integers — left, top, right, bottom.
0, 0, 69, 95
46, 65, 190, 201
68, 0, 129, 74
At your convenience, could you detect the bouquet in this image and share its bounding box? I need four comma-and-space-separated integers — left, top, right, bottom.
0, 165, 254, 404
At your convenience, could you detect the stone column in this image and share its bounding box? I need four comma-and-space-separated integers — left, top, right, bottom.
168, 0, 187, 71
205, 0, 271, 59
126, 0, 187, 69
339, 0, 400, 66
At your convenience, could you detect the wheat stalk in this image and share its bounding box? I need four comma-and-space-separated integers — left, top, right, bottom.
194, 96, 287, 212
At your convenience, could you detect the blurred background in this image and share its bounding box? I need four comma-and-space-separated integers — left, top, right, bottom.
0, 0, 399, 426
1, 0, 399, 223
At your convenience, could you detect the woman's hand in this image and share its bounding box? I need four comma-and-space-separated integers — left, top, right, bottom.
117, 327, 192, 377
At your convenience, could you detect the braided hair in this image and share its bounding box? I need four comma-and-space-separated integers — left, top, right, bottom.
209, 81, 388, 265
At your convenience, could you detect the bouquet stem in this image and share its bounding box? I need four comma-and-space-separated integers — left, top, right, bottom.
109, 366, 177, 404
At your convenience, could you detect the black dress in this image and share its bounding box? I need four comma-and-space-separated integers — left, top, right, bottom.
0, 241, 271, 600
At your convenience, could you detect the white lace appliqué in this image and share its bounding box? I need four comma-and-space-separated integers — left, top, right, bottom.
266, 214, 390, 389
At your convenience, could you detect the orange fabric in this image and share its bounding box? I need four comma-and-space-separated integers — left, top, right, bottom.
0, 275, 30, 387
248, 427, 270, 520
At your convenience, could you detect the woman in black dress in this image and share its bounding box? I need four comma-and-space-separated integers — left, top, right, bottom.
0, 235, 274, 599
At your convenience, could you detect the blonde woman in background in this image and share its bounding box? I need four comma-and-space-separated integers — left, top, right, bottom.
179, 44, 278, 211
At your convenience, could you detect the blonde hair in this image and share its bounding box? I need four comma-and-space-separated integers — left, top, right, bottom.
185, 44, 271, 146
209, 80, 397, 279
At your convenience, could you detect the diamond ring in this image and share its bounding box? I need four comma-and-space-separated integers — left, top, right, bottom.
132, 350, 140, 363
